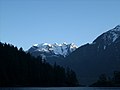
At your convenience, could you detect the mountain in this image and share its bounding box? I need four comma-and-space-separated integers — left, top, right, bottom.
93, 25, 120, 48
64, 25, 120, 85
27, 42, 77, 64
27, 25, 120, 85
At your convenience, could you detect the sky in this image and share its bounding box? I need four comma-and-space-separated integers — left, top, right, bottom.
0, 0, 120, 50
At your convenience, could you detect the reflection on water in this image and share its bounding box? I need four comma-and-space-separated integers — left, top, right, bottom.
1, 87, 120, 90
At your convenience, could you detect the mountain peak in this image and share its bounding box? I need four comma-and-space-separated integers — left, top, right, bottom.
111, 25, 120, 31
115, 24, 120, 28
93, 25, 120, 47
62, 42, 67, 45
28, 42, 78, 57
33, 44, 39, 47
53, 43, 58, 45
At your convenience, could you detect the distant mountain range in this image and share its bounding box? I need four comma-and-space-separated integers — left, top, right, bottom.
27, 25, 120, 85
27, 42, 77, 62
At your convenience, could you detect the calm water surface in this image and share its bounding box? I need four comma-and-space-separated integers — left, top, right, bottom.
1, 87, 120, 90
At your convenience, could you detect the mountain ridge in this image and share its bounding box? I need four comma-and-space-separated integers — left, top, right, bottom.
27, 25, 120, 85
64, 25, 120, 85
93, 25, 120, 46
27, 42, 78, 60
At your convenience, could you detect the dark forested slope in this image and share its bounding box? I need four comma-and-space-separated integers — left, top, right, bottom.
64, 25, 120, 85
0, 42, 78, 87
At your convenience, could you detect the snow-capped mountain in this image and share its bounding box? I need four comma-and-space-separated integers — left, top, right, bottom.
28, 42, 78, 58
27, 25, 120, 85
63, 25, 120, 85
93, 25, 120, 49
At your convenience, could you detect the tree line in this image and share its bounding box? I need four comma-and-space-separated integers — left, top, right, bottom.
90, 71, 120, 87
0, 42, 79, 87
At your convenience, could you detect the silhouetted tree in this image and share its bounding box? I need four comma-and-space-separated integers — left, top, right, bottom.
90, 72, 120, 87
113, 71, 120, 86
66, 67, 79, 86
0, 42, 79, 87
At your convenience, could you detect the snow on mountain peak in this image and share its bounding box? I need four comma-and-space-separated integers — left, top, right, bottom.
106, 25, 120, 42
62, 42, 67, 45
43, 43, 49, 45
30, 43, 78, 57
93, 25, 120, 48
33, 44, 39, 47
111, 25, 120, 32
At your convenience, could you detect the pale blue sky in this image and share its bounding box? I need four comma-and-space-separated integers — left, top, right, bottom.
0, 0, 120, 50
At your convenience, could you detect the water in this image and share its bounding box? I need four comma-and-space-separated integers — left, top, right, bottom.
1, 87, 120, 90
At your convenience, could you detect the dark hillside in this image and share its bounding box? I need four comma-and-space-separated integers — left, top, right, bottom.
0, 42, 78, 87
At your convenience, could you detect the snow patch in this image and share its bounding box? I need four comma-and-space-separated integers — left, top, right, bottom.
33, 44, 39, 47
104, 46, 106, 50
113, 25, 120, 31
112, 33, 118, 42
41, 54, 46, 60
